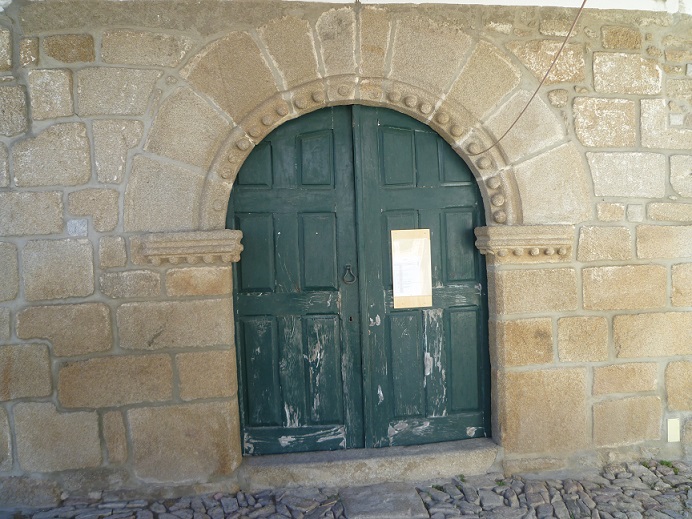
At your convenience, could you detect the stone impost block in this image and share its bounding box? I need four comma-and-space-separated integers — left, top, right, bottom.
592, 363, 658, 395
20, 38, 39, 67
0, 242, 18, 302
359, 7, 390, 77
574, 97, 635, 147
28, 69, 74, 119
0, 27, 10, 71
0, 141, 7, 187
493, 318, 553, 367
672, 263, 692, 307
493, 268, 577, 314
593, 396, 662, 447
0, 407, 10, 471
23, 239, 94, 301
99, 235, 127, 269
587, 152, 666, 198
0, 307, 9, 342
596, 203, 626, 222
165, 266, 232, 296
0, 192, 63, 236
58, 354, 173, 408
502, 368, 588, 454
146, 88, 230, 169
641, 99, 692, 150
0, 85, 28, 137
76, 68, 161, 116
671, 155, 692, 198
177, 350, 236, 400
583, 265, 667, 311
43, 34, 94, 63
182, 32, 279, 122
68, 188, 119, 232
513, 143, 591, 224
316, 8, 356, 77
666, 361, 692, 411
648, 203, 692, 223
133, 229, 243, 266
577, 226, 632, 262
124, 155, 204, 232
601, 26, 642, 50
93, 119, 144, 184
17, 303, 112, 357
13, 123, 91, 187
100, 270, 160, 299
0, 343, 51, 401
117, 299, 233, 350
615, 312, 692, 358
129, 401, 240, 482
14, 403, 101, 472
507, 40, 584, 84
557, 317, 608, 363
637, 225, 692, 259
102, 30, 195, 67
103, 411, 127, 464
593, 53, 661, 95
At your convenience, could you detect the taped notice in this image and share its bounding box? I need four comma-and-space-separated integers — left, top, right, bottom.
391, 229, 432, 309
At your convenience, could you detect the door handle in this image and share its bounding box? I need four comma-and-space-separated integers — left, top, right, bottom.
342, 264, 357, 284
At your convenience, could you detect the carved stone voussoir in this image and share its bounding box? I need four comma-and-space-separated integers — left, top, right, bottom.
475, 225, 575, 264
136, 230, 243, 266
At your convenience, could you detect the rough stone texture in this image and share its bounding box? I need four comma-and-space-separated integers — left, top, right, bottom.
124, 155, 204, 232
103, 411, 128, 464
672, 263, 692, 306
593, 53, 661, 94
0, 343, 51, 401
601, 25, 642, 49
14, 402, 101, 472
0, 477, 60, 509
0, 192, 63, 236
129, 401, 240, 482
493, 318, 553, 367
43, 34, 94, 62
102, 29, 194, 66
22, 239, 94, 301
13, 123, 91, 187
0, 85, 28, 136
117, 299, 233, 350
493, 268, 577, 314
573, 97, 635, 147
0, 307, 9, 342
0, 27, 10, 71
513, 143, 591, 224
668, 78, 692, 100
627, 205, 645, 222
359, 6, 390, 77
182, 31, 279, 122
583, 265, 667, 310
19, 37, 39, 67
259, 16, 319, 88
146, 88, 230, 169
100, 270, 160, 299
0, 242, 18, 302
177, 350, 236, 400
17, 303, 112, 356
316, 8, 356, 77
0, 141, 7, 187
507, 40, 584, 84
648, 202, 692, 222
166, 266, 232, 296
577, 226, 631, 262
666, 361, 692, 411
592, 363, 658, 395
68, 188, 119, 231
587, 152, 666, 198
0, 407, 10, 471
99, 235, 127, 268
502, 369, 588, 454
641, 99, 692, 150
76, 67, 161, 116
93, 119, 144, 183
615, 312, 692, 358
58, 354, 173, 408
557, 316, 608, 363
637, 225, 692, 259
593, 396, 662, 447
27, 69, 73, 119
670, 155, 692, 198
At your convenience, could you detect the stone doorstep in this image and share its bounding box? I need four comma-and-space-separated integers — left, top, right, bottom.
340, 483, 430, 519
237, 438, 499, 491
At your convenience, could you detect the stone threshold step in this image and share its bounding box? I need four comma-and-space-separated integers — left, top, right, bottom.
236, 437, 499, 491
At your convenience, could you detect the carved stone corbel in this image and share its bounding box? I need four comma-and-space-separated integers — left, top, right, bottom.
474, 225, 575, 264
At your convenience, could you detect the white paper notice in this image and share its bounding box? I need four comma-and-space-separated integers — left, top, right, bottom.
391, 229, 433, 309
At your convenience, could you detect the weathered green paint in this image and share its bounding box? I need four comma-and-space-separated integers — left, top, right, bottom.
227, 106, 489, 455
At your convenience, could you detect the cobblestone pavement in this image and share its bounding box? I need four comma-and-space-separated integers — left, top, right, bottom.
7, 459, 691, 519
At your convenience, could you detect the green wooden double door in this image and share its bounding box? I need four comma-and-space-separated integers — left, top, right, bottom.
226, 106, 489, 455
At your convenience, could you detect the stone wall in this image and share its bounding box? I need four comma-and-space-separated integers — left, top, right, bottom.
0, 0, 690, 504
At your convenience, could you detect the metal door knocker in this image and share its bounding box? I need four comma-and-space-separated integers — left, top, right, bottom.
342, 264, 357, 284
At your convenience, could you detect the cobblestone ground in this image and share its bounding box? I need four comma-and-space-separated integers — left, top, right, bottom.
9, 459, 691, 519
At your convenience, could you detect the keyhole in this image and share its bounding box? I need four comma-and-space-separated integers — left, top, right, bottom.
349, 316, 353, 322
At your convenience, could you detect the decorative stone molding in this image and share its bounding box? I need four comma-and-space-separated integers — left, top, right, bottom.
134, 230, 243, 266
474, 225, 574, 263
